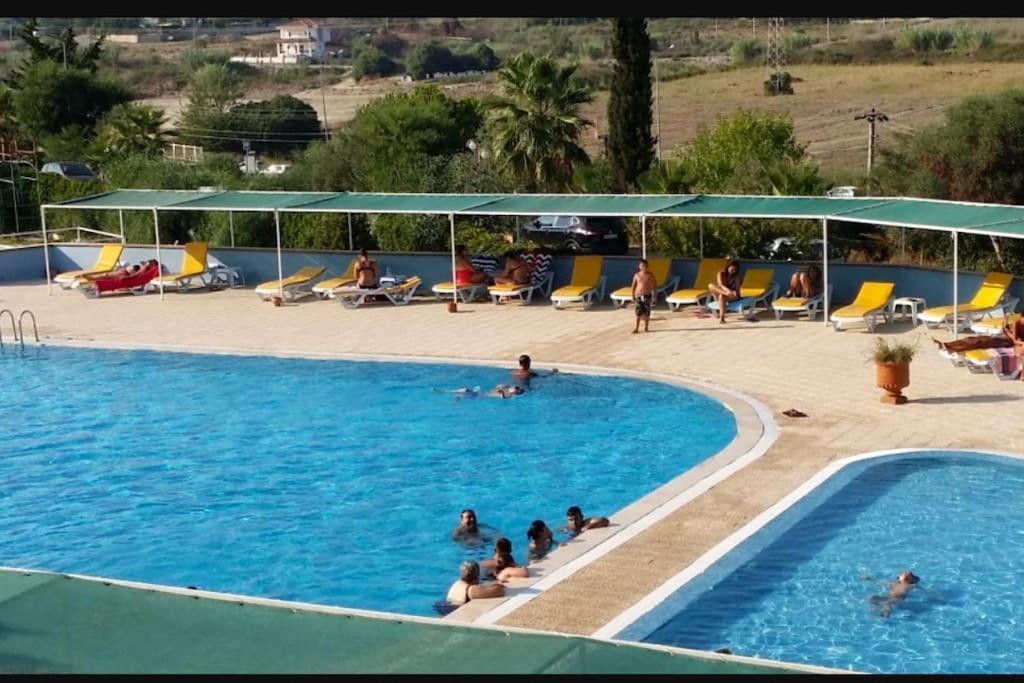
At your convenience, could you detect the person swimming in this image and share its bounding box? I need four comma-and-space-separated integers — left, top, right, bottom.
527, 520, 555, 560
451, 509, 498, 545
434, 384, 525, 400
861, 570, 942, 618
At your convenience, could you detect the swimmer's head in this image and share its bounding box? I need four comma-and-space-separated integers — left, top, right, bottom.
510, 385, 525, 395
460, 509, 477, 528
899, 571, 920, 584
495, 537, 513, 555
459, 561, 480, 584
518, 354, 531, 369
527, 520, 548, 542
566, 506, 583, 524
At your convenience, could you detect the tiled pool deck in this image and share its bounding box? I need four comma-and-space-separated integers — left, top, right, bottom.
4, 283, 1022, 637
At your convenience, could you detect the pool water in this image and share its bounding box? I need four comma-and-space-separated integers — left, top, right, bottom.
641, 453, 1024, 674
0, 345, 736, 617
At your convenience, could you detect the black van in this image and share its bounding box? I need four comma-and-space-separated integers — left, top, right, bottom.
520, 215, 629, 255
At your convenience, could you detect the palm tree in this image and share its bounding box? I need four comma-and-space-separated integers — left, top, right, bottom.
485, 53, 593, 192
93, 104, 167, 159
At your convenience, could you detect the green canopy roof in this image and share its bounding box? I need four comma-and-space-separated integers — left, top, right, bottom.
0, 568, 825, 674
44, 190, 1024, 240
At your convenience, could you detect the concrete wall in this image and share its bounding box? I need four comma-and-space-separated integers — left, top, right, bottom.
17, 243, 1024, 309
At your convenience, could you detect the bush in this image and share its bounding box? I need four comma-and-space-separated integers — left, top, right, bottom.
954, 26, 994, 52
784, 32, 815, 51
729, 39, 761, 64
895, 27, 956, 54
870, 337, 917, 364
371, 213, 448, 252
351, 41, 400, 81
763, 71, 794, 96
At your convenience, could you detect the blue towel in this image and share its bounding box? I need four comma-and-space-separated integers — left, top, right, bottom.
707, 296, 754, 313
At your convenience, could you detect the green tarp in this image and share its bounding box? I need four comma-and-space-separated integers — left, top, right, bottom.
0, 569, 823, 674
44, 190, 1024, 240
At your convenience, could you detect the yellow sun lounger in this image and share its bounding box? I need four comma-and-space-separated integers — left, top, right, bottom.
970, 311, 1022, 336
706, 268, 778, 317
334, 276, 422, 309
550, 255, 606, 309
830, 281, 895, 332
54, 244, 124, 289
772, 283, 834, 321
146, 242, 210, 292
312, 259, 358, 299
666, 258, 727, 311
917, 272, 1014, 331
255, 265, 327, 301
609, 257, 681, 307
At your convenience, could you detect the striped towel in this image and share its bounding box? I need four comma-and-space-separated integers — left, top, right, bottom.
527, 253, 553, 286
470, 255, 499, 275
991, 347, 1021, 378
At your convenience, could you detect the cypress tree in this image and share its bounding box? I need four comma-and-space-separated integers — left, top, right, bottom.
607, 18, 655, 192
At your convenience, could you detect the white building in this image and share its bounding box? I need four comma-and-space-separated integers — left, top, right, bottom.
275, 18, 331, 61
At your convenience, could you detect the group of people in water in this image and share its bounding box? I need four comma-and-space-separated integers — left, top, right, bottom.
442, 506, 609, 611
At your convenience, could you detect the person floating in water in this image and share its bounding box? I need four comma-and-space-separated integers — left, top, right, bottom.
861, 570, 942, 618
451, 509, 496, 544
562, 505, 609, 537
511, 354, 559, 386
434, 384, 525, 400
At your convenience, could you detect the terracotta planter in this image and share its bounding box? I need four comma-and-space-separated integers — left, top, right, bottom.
447, 301, 458, 313
272, 296, 283, 308
876, 361, 910, 405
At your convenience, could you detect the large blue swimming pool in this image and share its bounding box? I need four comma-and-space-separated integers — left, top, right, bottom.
1, 345, 736, 617
637, 452, 1024, 674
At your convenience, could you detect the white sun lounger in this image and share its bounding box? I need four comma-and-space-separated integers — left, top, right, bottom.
334, 276, 422, 309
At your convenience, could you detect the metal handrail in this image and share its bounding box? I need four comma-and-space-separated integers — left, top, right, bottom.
0, 309, 16, 349
17, 310, 38, 349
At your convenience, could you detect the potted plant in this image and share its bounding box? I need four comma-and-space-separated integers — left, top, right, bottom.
870, 337, 917, 405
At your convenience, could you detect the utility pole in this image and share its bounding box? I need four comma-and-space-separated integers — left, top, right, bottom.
319, 60, 330, 141
826, 18, 830, 43
854, 108, 889, 176
752, 18, 757, 38
766, 18, 786, 94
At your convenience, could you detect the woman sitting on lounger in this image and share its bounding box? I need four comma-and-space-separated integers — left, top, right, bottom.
708, 258, 741, 324
454, 244, 487, 285
786, 264, 822, 299
932, 315, 1024, 354
492, 251, 530, 286
355, 249, 378, 289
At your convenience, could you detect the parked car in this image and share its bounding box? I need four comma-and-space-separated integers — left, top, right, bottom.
40, 162, 97, 182
763, 236, 843, 262
520, 215, 629, 255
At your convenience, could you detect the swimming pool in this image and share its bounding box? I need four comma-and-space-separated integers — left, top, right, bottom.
617, 451, 1024, 674
1, 345, 737, 617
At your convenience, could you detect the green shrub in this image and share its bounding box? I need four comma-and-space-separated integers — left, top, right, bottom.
729, 39, 761, 64
954, 26, 994, 52
870, 337, 917, 364
784, 32, 815, 51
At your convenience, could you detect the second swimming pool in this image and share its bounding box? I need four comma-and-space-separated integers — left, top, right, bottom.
1, 345, 738, 617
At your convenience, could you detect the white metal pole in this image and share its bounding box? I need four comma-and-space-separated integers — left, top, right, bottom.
641, 215, 647, 259
274, 209, 284, 301
449, 213, 458, 307
152, 208, 164, 300
229, 211, 235, 248
952, 231, 959, 341
822, 218, 830, 326
41, 207, 51, 295
118, 209, 125, 243
347, 213, 354, 251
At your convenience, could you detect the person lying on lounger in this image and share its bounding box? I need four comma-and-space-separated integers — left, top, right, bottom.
708, 258, 741, 324
492, 250, 530, 286
860, 570, 942, 618
562, 505, 609, 537
932, 315, 1024, 354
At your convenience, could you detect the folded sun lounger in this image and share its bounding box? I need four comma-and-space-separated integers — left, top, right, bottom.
255, 265, 327, 301
609, 257, 680, 308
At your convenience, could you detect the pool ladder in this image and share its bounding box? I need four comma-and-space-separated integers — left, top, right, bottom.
0, 309, 39, 350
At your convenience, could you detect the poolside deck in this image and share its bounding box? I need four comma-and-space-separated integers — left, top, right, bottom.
6, 283, 1023, 637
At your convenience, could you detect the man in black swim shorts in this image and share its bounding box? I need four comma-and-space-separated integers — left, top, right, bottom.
631, 259, 657, 334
